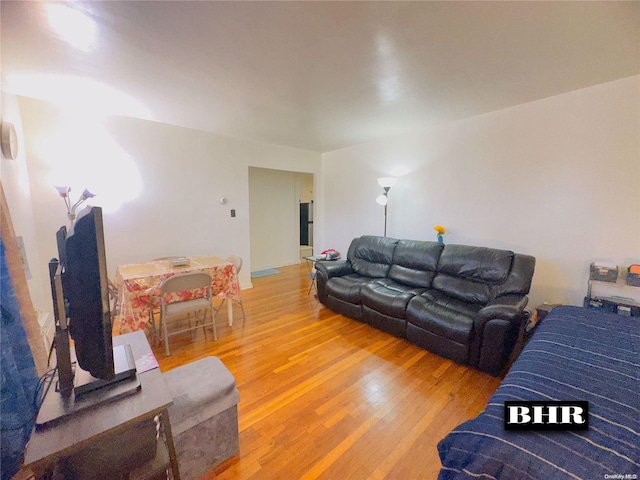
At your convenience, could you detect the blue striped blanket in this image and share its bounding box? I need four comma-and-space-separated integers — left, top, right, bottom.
438, 306, 639, 479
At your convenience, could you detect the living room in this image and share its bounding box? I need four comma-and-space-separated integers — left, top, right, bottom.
1, 2, 639, 479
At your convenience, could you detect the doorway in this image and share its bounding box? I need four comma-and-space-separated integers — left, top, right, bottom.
248, 168, 314, 273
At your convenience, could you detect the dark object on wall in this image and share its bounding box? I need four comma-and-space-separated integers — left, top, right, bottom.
300, 202, 313, 246
589, 262, 618, 282
627, 264, 640, 287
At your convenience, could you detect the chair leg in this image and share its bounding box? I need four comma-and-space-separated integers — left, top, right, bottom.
211, 308, 218, 341
194, 309, 209, 340
147, 309, 160, 346
162, 314, 171, 357
218, 298, 227, 313
188, 312, 196, 341
221, 297, 246, 327
239, 300, 247, 327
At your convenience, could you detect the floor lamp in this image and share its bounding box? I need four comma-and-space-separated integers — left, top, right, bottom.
376, 177, 397, 237
55, 186, 95, 226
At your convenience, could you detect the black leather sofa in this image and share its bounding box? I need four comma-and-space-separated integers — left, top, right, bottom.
315, 236, 535, 375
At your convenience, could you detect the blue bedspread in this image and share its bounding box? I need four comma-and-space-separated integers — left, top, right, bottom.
438, 306, 639, 479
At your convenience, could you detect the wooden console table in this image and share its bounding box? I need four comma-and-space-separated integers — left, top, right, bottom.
23, 331, 180, 479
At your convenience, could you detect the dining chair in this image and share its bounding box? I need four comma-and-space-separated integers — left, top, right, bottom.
218, 255, 246, 326
158, 272, 216, 356
148, 256, 184, 344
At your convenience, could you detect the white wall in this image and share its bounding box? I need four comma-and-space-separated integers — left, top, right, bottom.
18, 97, 321, 296
319, 76, 640, 308
299, 173, 313, 204
0, 88, 49, 321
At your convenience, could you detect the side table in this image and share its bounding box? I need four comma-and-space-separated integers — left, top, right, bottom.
303, 255, 340, 295
303, 255, 324, 295
525, 303, 560, 340
23, 331, 180, 479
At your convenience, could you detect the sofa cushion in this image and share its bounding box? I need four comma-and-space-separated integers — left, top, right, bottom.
432, 245, 514, 304
361, 278, 427, 318
388, 240, 443, 288
348, 236, 399, 278
326, 274, 374, 304
406, 290, 482, 346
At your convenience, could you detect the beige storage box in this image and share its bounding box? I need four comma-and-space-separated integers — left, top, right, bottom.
163, 356, 240, 480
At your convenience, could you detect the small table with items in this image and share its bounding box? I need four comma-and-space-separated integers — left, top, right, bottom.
115, 256, 241, 333
303, 255, 341, 295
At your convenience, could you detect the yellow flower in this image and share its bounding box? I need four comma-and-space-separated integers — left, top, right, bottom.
434, 225, 446, 235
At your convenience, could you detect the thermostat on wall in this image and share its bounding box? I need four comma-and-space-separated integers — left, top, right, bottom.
1, 122, 18, 160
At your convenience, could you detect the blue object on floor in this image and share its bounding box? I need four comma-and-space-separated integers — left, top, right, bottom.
250, 268, 282, 279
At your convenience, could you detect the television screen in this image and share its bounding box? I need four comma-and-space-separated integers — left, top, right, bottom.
37, 206, 138, 428
64, 206, 114, 380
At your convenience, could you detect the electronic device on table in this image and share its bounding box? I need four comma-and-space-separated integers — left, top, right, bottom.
584, 262, 640, 317
170, 256, 190, 267
37, 206, 140, 429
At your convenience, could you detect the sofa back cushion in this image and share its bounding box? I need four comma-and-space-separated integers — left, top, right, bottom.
433, 244, 514, 305
347, 236, 399, 278
389, 240, 444, 288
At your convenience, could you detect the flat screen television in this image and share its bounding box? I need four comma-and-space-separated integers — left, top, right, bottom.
37, 206, 139, 428
65, 205, 114, 380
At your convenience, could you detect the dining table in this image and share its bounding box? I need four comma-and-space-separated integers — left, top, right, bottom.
115, 256, 241, 335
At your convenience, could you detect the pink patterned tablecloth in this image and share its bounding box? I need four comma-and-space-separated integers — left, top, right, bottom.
115, 256, 240, 334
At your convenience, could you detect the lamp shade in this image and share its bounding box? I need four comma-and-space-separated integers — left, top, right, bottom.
376, 194, 388, 206
80, 188, 96, 200
55, 185, 71, 197
377, 177, 397, 188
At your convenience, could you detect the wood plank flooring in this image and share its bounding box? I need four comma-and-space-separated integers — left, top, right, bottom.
152, 263, 503, 480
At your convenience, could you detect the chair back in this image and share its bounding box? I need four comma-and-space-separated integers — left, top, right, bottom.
226, 255, 243, 274
160, 272, 212, 296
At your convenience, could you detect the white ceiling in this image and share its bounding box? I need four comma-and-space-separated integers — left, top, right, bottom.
2, 1, 639, 153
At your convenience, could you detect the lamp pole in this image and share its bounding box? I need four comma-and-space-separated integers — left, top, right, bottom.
376, 179, 395, 237
382, 187, 390, 237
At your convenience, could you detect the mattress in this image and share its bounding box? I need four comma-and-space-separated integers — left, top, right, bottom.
438, 306, 640, 479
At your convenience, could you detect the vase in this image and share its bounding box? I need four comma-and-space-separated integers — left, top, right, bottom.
437, 234, 443, 244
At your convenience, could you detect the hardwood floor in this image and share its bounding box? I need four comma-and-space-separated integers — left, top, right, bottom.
152, 263, 503, 480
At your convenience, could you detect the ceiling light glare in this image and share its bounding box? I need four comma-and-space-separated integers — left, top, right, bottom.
46, 3, 96, 52
7, 74, 152, 120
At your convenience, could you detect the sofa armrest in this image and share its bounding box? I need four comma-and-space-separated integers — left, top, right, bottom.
476, 294, 529, 327
315, 260, 352, 305
315, 260, 353, 279
472, 294, 529, 375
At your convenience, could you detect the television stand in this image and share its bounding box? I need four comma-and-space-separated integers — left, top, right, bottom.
36, 343, 140, 430
25, 331, 180, 479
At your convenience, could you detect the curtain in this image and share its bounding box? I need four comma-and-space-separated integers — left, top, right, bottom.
0, 238, 40, 480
